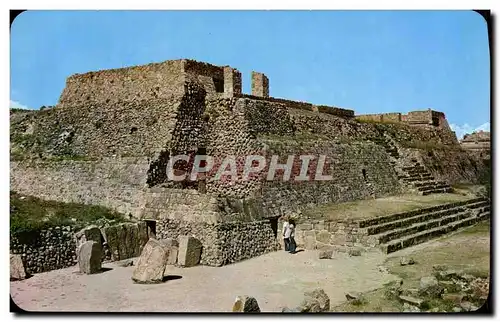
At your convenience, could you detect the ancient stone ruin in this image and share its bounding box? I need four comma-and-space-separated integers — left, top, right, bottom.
460, 130, 490, 160
10, 58, 490, 269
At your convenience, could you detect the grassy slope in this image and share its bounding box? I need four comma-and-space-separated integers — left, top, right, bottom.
10, 191, 127, 234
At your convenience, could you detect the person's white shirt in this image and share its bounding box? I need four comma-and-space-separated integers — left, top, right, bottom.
284, 223, 293, 239
282, 221, 289, 237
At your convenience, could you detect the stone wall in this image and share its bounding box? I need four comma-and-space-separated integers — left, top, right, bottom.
11, 97, 181, 158
58, 60, 186, 107
356, 113, 402, 123
10, 159, 223, 224
276, 219, 362, 251
239, 94, 355, 119
156, 219, 278, 266
100, 222, 149, 261
10, 226, 77, 274
251, 71, 269, 98
259, 140, 401, 218
203, 97, 266, 198
405, 148, 489, 185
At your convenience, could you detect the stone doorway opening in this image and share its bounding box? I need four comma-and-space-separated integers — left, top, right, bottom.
269, 217, 279, 239
144, 220, 157, 239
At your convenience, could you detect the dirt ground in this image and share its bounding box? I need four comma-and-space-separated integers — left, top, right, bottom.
11, 247, 399, 312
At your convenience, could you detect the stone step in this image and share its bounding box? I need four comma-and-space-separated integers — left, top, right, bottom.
412, 181, 448, 188
421, 187, 453, 195
357, 198, 487, 229
406, 170, 432, 176
374, 210, 474, 245
403, 176, 435, 182
417, 184, 451, 192
365, 201, 487, 235
402, 166, 425, 171
380, 211, 490, 254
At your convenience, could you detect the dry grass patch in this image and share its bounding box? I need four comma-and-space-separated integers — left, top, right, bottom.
304, 193, 472, 221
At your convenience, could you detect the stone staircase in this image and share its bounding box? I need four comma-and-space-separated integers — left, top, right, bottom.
357, 197, 490, 254
370, 134, 452, 195
399, 160, 453, 195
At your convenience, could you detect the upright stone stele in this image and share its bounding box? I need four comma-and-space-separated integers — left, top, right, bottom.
10, 254, 27, 280
177, 236, 202, 267
78, 241, 102, 274
132, 239, 169, 284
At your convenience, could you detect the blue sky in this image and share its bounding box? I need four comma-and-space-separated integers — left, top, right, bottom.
10, 10, 490, 139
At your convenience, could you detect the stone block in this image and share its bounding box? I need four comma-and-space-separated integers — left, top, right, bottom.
315, 230, 331, 244
78, 241, 102, 274
132, 239, 169, 284
303, 235, 316, 250
298, 289, 330, 312
319, 250, 333, 259
178, 236, 202, 267
167, 246, 179, 265
232, 295, 261, 312
10, 254, 26, 280
75, 225, 102, 252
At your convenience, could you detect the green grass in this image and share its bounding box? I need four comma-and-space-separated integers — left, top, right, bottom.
10, 191, 128, 236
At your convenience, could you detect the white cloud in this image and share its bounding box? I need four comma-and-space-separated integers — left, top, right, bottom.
450, 122, 490, 141
10, 100, 32, 110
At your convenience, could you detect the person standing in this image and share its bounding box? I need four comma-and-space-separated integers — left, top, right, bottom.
288, 219, 297, 254
282, 215, 290, 251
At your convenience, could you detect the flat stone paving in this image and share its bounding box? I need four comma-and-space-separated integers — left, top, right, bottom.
11, 249, 398, 312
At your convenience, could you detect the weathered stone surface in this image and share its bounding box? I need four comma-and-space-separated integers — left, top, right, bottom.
441, 293, 465, 304
177, 236, 202, 267
132, 239, 169, 284
348, 248, 362, 257
318, 250, 333, 259
303, 234, 316, 250
282, 307, 299, 313
345, 291, 364, 305
468, 277, 489, 301
419, 276, 444, 298
102, 222, 149, 262
159, 238, 179, 248
75, 225, 102, 251
384, 279, 403, 299
400, 257, 415, 266
298, 289, 330, 312
167, 246, 179, 266
460, 301, 478, 312
403, 302, 421, 312
232, 295, 260, 312
315, 231, 331, 244
78, 241, 102, 274
10, 226, 77, 274
10, 254, 26, 280
401, 288, 419, 297
399, 295, 425, 308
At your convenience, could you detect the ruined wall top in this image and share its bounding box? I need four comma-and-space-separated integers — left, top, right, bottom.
356, 109, 451, 128
55, 58, 355, 118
